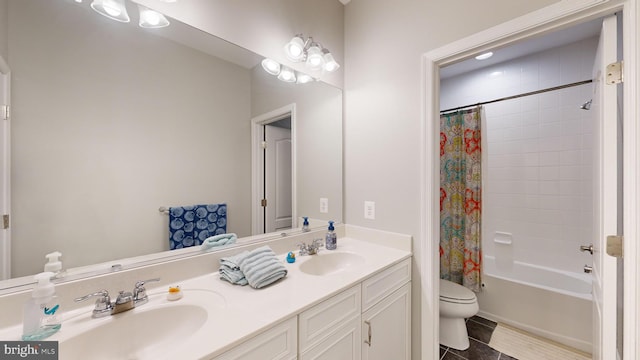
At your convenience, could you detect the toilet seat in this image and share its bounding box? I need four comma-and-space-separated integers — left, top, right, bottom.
439, 279, 477, 304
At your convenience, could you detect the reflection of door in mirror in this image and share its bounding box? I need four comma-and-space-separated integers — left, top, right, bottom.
264, 120, 292, 233
0, 57, 9, 280
252, 106, 295, 235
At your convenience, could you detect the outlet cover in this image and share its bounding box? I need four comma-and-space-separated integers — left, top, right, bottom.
364, 201, 375, 220
320, 198, 329, 213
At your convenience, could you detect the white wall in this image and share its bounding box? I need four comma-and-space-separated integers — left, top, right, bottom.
134, 0, 344, 88
343, 0, 560, 358
251, 67, 343, 224
9, 0, 252, 276
440, 37, 598, 275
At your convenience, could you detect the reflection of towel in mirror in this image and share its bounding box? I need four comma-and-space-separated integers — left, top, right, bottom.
201, 233, 237, 251
239, 246, 287, 289
219, 250, 249, 286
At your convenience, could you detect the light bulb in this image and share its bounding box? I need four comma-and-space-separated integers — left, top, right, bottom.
139, 6, 170, 28
90, 0, 130, 23
305, 44, 324, 71
277, 67, 296, 82
261, 58, 281, 76
323, 52, 340, 72
284, 36, 306, 61
296, 73, 314, 84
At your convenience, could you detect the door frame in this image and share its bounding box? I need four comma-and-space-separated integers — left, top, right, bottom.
421, 0, 639, 359
250, 103, 297, 235
0, 55, 10, 280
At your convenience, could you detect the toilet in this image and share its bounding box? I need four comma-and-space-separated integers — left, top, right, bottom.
439, 279, 479, 350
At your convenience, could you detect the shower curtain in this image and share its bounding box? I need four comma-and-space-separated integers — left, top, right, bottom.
440, 107, 482, 292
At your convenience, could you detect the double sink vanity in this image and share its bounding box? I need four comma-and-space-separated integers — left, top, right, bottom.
0, 225, 412, 360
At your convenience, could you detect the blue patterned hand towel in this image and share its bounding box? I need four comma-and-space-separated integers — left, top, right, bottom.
219, 250, 249, 286
201, 233, 237, 251
239, 246, 287, 289
169, 203, 227, 250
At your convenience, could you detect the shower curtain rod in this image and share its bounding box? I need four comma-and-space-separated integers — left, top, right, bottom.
439, 79, 593, 114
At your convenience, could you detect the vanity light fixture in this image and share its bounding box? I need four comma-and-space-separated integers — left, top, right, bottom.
283, 34, 340, 73
261, 58, 281, 76
138, 5, 170, 28
91, 0, 130, 23
475, 51, 494, 60
296, 73, 314, 84
261, 58, 315, 85
277, 66, 297, 83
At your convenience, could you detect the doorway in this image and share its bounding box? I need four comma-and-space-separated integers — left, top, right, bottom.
251, 104, 297, 235
421, 2, 637, 360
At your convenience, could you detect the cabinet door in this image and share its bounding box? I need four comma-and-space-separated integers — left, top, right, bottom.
361, 283, 411, 360
300, 316, 361, 360
213, 317, 297, 360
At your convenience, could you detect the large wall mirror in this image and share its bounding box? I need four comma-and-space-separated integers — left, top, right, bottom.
1, 0, 342, 287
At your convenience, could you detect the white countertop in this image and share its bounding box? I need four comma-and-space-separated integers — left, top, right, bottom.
0, 236, 411, 360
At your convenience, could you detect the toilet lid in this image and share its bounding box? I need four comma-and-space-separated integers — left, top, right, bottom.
439, 279, 476, 302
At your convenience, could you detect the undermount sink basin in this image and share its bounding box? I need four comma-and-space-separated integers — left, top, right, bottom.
299, 252, 365, 276
59, 290, 225, 360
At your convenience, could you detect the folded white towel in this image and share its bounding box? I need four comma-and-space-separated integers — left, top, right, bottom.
202, 233, 237, 251
239, 246, 287, 289
219, 250, 249, 285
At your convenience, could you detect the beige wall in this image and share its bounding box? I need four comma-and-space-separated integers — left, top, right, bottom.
342, 0, 559, 358
9, 0, 252, 276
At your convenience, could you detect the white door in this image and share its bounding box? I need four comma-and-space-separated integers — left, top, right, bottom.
0, 69, 9, 280
591, 14, 619, 360
265, 124, 292, 233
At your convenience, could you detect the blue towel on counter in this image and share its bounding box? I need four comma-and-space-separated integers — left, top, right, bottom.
219, 250, 249, 286
239, 246, 287, 289
201, 233, 237, 251
169, 203, 227, 250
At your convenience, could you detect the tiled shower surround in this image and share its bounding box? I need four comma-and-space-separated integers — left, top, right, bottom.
440, 36, 598, 275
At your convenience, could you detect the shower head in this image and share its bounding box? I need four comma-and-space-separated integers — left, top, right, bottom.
580, 99, 592, 110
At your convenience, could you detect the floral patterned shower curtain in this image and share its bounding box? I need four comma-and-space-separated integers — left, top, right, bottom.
440, 107, 482, 292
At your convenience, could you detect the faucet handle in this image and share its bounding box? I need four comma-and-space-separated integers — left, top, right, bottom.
74, 290, 113, 318
115, 290, 133, 305
133, 278, 160, 306
312, 238, 324, 248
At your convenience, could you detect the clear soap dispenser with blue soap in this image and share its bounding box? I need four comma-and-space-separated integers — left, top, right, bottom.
22, 272, 61, 341
325, 220, 337, 250
302, 217, 310, 232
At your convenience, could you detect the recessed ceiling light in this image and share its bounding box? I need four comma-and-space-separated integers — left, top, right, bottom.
475, 52, 493, 60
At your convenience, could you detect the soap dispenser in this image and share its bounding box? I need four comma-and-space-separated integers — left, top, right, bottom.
22, 272, 62, 341
325, 220, 337, 250
302, 217, 310, 232
44, 251, 62, 274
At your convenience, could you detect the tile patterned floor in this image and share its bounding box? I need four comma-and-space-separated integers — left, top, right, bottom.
439, 316, 518, 360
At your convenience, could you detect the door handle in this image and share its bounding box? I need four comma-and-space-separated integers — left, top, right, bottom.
364, 320, 372, 346
579, 244, 594, 255
584, 265, 593, 273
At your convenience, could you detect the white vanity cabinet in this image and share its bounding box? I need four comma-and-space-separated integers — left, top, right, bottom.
361, 259, 412, 360
211, 257, 411, 360
212, 317, 298, 360
299, 285, 362, 360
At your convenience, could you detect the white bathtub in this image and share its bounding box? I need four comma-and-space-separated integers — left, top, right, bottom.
477, 255, 593, 353
483, 255, 593, 300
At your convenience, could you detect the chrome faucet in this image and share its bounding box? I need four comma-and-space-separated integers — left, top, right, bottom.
75, 278, 160, 318
298, 238, 324, 255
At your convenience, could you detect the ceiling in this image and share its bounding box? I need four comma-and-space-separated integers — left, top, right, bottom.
440, 17, 603, 79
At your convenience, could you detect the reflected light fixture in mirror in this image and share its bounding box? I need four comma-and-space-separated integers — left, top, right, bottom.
277, 66, 297, 83
138, 5, 170, 28
91, 0, 130, 23
296, 73, 313, 84
261, 58, 281, 76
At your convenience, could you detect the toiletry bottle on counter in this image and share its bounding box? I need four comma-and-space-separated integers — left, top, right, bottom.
302, 217, 310, 232
22, 272, 61, 341
325, 220, 337, 250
